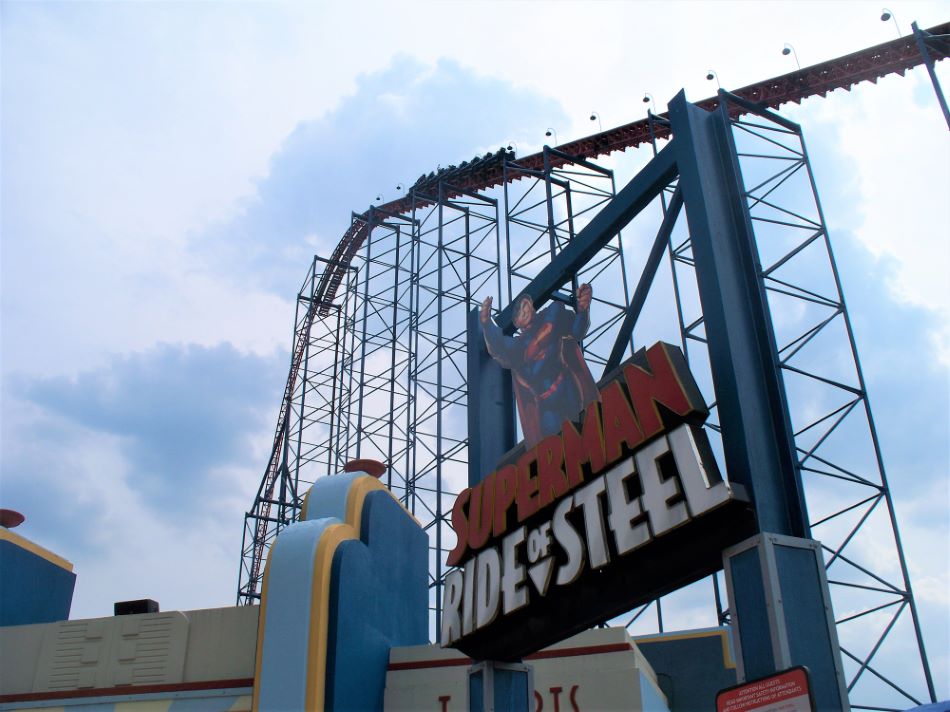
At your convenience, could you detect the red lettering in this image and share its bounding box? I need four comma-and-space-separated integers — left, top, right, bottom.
468, 478, 494, 550
600, 381, 644, 462
536, 435, 568, 508
516, 448, 540, 522
448, 343, 706, 567
439, 695, 451, 712
535, 686, 580, 712
562, 403, 606, 488
569, 684, 580, 712
492, 465, 518, 538
624, 342, 703, 439
446, 488, 471, 566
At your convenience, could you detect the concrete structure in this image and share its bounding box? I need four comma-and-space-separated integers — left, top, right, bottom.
2, 613, 741, 711
0, 606, 257, 711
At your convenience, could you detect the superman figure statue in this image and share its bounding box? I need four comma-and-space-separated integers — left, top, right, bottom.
480, 284, 600, 449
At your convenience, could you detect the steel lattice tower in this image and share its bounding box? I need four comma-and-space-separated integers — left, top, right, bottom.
237, 26, 946, 710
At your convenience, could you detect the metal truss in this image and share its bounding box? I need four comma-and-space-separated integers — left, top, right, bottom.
237, 256, 357, 603
502, 147, 632, 372
236, 23, 945, 702
620, 94, 935, 709
404, 183, 501, 628
720, 94, 935, 709
346, 208, 417, 496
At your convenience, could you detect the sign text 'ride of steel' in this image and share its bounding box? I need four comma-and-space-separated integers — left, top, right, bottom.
441, 341, 755, 661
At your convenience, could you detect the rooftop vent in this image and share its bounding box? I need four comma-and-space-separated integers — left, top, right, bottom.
114, 598, 159, 616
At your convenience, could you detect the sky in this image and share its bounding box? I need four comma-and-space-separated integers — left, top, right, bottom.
1, 0, 948, 703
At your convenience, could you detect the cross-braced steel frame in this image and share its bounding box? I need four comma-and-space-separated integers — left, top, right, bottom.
237, 28, 946, 707
717, 94, 935, 709
238, 152, 640, 629
612, 93, 935, 709
236, 255, 358, 601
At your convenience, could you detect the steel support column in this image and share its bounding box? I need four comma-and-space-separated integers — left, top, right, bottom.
668, 90, 808, 539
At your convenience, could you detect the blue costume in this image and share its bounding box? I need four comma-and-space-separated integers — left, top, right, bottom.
483, 301, 599, 448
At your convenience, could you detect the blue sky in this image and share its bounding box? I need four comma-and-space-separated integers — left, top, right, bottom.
2, 0, 947, 701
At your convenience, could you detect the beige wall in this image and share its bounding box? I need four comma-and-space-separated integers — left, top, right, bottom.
0, 605, 258, 697
385, 628, 668, 712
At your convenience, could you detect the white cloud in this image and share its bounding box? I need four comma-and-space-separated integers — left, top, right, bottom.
788, 67, 950, 357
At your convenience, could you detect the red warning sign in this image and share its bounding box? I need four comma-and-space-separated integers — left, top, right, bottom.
716, 667, 814, 712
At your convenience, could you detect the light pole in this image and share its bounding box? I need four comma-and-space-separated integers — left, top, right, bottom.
642, 93, 656, 115
880, 8, 902, 38
782, 43, 801, 70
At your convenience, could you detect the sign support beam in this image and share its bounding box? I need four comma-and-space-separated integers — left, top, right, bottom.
668, 90, 808, 539
670, 91, 848, 710
467, 308, 517, 486
724, 534, 850, 711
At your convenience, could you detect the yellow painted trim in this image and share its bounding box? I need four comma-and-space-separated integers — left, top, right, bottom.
346, 475, 421, 530
634, 628, 736, 669
257, 474, 420, 712
300, 488, 312, 521
304, 476, 418, 711
305, 522, 356, 712
250, 560, 272, 712
346, 477, 383, 533
0, 528, 73, 572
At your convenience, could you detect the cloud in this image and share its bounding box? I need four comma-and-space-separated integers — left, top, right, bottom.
4, 343, 286, 523
195, 55, 568, 292
785, 68, 950, 358
0, 394, 274, 617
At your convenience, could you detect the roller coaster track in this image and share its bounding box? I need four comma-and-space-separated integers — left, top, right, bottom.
239, 22, 948, 604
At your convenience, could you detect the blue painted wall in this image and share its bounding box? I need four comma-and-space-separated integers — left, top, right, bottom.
326, 490, 428, 711
0, 539, 75, 626
254, 473, 428, 712
637, 631, 737, 711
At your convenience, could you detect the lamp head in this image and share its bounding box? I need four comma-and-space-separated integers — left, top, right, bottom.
881, 11, 891, 21
706, 72, 715, 81
782, 47, 791, 56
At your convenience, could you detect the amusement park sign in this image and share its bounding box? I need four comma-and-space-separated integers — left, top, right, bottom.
441, 342, 754, 661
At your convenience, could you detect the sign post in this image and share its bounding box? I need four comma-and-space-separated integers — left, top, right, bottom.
723, 534, 849, 711
468, 661, 533, 712
669, 93, 851, 711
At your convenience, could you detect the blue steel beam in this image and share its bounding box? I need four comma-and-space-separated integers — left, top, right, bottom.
912, 21, 950, 130
668, 90, 808, 539
671, 90, 851, 709
604, 187, 684, 374
467, 307, 517, 485
495, 142, 678, 333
